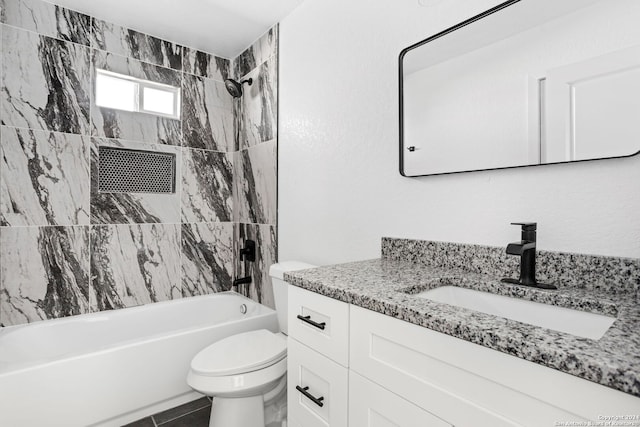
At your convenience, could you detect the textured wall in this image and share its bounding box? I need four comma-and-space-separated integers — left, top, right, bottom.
278, 0, 640, 266
0, 0, 278, 326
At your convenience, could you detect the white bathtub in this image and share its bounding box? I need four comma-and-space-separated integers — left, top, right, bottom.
0, 292, 279, 427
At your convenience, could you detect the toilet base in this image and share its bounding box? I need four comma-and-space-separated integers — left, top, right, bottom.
207, 376, 287, 427
209, 395, 264, 427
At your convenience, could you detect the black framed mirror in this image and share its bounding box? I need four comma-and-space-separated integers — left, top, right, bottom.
399, 0, 640, 177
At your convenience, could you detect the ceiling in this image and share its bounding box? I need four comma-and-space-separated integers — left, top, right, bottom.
48, 0, 304, 59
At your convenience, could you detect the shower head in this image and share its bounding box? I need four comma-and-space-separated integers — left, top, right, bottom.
224, 78, 253, 98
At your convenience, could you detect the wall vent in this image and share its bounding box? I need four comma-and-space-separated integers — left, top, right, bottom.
98, 147, 176, 194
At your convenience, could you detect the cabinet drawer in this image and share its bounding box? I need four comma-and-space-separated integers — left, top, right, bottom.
349, 371, 451, 427
288, 286, 349, 366
288, 338, 348, 427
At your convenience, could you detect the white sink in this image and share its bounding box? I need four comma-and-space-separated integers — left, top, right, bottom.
414, 286, 616, 340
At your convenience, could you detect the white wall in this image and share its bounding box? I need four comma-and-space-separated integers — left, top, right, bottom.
278, 0, 640, 266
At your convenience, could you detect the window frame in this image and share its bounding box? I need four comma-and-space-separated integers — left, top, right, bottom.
95, 68, 181, 120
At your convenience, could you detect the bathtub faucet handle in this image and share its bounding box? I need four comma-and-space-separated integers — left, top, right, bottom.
240, 240, 256, 262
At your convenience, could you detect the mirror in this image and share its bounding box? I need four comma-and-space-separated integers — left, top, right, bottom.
400, 0, 640, 177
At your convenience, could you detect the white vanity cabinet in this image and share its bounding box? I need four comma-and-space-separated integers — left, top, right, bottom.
287, 286, 640, 426
350, 305, 640, 426
287, 286, 452, 427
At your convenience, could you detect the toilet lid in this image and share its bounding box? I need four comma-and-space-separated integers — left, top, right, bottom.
191, 330, 287, 377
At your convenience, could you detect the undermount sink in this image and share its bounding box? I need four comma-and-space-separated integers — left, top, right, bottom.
413, 286, 616, 340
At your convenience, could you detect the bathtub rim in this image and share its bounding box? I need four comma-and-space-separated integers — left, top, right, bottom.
0, 292, 277, 375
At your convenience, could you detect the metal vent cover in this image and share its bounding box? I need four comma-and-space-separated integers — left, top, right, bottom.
98, 146, 176, 194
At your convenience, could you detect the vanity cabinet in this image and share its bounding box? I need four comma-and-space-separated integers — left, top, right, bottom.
287, 286, 640, 426
351, 305, 640, 427
287, 286, 450, 427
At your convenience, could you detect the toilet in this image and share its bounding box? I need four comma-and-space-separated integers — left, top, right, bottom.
187, 261, 316, 427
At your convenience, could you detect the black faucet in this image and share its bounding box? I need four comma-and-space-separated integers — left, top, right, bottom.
501, 222, 556, 290
239, 240, 256, 262
233, 276, 252, 293
235, 240, 255, 294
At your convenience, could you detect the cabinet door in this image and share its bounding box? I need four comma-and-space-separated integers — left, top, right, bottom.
288, 338, 348, 427
350, 305, 630, 427
288, 286, 350, 367
349, 371, 451, 427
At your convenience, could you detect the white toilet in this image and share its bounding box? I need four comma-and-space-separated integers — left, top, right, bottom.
187, 261, 315, 427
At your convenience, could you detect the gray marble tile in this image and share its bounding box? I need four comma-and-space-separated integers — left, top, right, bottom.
0, 225, 90, 326
182, 74, 234, 152
90, 137, 181, 224
181, 148, 233, 223
0, 128, 8, 227
0, 24, 2, 125
181, 222, 233, 297
1, 25, 91, 134
183, 47, 230, 81
1, 127, 90, 226
234, 25, 278, 80
92, 47, 181, 86
90, 223, 181, 310
236, 223, 277, 309
381, 237, 640, 295
235, 141, 277, 225
91, 18, 182, 70
237, 57, 277, 150
91, 49, 182, 145
1, 0, 91, 45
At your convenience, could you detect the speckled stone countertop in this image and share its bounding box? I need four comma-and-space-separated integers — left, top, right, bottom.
284, 238, 640, 397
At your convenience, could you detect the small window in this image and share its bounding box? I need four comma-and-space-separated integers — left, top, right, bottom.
95, 69, 181, 119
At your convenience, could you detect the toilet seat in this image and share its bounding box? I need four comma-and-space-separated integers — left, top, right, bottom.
187, 357, 287, 397
190, 329, 287, 377
187, 330, 288, 398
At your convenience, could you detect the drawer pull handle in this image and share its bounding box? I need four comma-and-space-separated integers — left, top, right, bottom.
296, 315, 326, 330
296, 385, 325, 407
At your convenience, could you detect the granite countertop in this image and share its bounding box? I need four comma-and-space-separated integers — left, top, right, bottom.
284, 258, 640, 397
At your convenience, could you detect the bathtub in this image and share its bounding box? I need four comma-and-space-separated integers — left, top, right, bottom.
0, 292, 279, 427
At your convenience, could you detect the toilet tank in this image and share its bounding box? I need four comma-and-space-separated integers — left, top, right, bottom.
269, 261, 316, 335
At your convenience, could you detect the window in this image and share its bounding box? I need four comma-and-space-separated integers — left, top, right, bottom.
95, 69, 181, 119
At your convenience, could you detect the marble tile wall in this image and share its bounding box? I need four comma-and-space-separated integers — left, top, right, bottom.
0, 0, 279, 326
236, 223, 278, 308
233, 27, 279, 309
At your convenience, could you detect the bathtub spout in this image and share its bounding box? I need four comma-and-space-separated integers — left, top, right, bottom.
233, 276, 252, 294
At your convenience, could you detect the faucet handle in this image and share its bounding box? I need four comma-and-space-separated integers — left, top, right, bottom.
511, 222, 536, 231
240, 239, 256, 262
510, 222, 537, 242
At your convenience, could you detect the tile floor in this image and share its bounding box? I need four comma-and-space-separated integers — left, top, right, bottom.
123, 397, 211, 427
